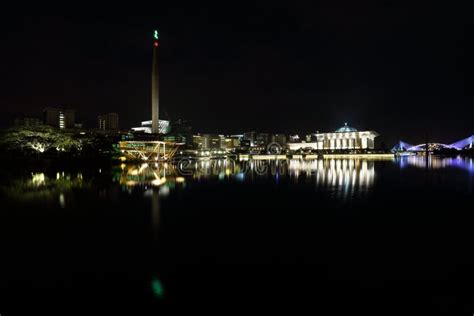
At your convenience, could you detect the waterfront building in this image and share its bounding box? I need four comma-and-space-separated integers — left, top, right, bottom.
163, 134, 187, 144
239, 139, 251, 149
191, 134, 243, 151
289, 135, 300, 142
288, 123, 378, 151
243, 132, 257, 146
131, 120, 170, 134
97, 113, 119, 131
243, 132, 283, 149
43, 107, 75, 129
305, 134, 319, 142
193, 134, 204, 149
222, 136, 241, 151
271, 134, 287, 146
204, 134, 224, 150
255, 133, 270, 147
191, 134, 223, 150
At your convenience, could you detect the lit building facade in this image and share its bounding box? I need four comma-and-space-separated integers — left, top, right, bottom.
132, 120, 170, 134
243, 132, 257, 146
97, 113, 119, 131
271, 134, 287, 146
191, 134, 243, 151
288, 124, 378, 151
202, 134, 224, 150
222, 136, 241, 151
43, 107, 75, 129
255, 133, 270, 147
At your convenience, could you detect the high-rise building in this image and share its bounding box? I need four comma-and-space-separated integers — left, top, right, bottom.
13, 117, 42, 127
97, 113, 119, 131
193, 135, 204, 149
255, 133, 270, 147
202, 134, 223, 150
151, 29, 160, 134
222, 136, 241, 151
43, 107, 75, 129
243, 131, 257, 146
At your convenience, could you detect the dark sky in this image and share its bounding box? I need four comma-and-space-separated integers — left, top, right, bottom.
0, 2, 472, 146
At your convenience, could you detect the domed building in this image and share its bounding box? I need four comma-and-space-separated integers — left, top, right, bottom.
288, 123, 379, 151
335, 123, 358, 133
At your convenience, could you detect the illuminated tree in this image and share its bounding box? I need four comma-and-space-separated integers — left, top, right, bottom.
0, 126, 119, 158
0, 126, 77, 155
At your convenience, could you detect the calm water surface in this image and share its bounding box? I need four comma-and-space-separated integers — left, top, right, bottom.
1, 156, 474, 314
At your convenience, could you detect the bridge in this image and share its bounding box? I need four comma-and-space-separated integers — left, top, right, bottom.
118, 141, 183, 161
392, 135, 474, 152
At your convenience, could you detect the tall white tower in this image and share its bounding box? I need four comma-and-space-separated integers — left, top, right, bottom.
151, 29, 160, 134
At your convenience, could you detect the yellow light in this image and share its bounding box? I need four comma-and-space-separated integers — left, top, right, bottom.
31, 173, 46, 187
175, 177, 185, 183
152, 177, 166, 186
119, 156, 127, 162
323, 154, 394, 160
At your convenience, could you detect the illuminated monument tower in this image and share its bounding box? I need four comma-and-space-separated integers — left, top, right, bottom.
151, 30, 160, 134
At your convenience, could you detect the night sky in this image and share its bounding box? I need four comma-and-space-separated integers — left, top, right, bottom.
0, 2, 472, 146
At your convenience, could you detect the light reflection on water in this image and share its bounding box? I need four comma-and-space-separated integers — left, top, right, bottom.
399, 155, 474, 173
3, 157, 474, 203
116, 159, 376, 200
1, 171, 86, 204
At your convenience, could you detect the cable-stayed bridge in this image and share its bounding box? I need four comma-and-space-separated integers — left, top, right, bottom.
392, 135, 474, 152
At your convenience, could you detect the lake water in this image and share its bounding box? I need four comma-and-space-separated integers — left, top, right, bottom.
1, 156, 474, 314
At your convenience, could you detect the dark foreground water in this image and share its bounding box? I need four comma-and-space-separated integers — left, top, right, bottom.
1, 156, 474, 314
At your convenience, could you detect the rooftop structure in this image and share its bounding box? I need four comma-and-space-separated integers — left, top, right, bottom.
131, 120, 170, 134
335, 123, 358, 133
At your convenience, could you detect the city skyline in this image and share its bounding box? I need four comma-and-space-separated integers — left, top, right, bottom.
1, 5, 474, 313
0, 4, 472, 146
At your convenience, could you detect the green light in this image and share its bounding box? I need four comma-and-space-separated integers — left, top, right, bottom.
151, 277, 164, 298
154, 30, 159, 40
